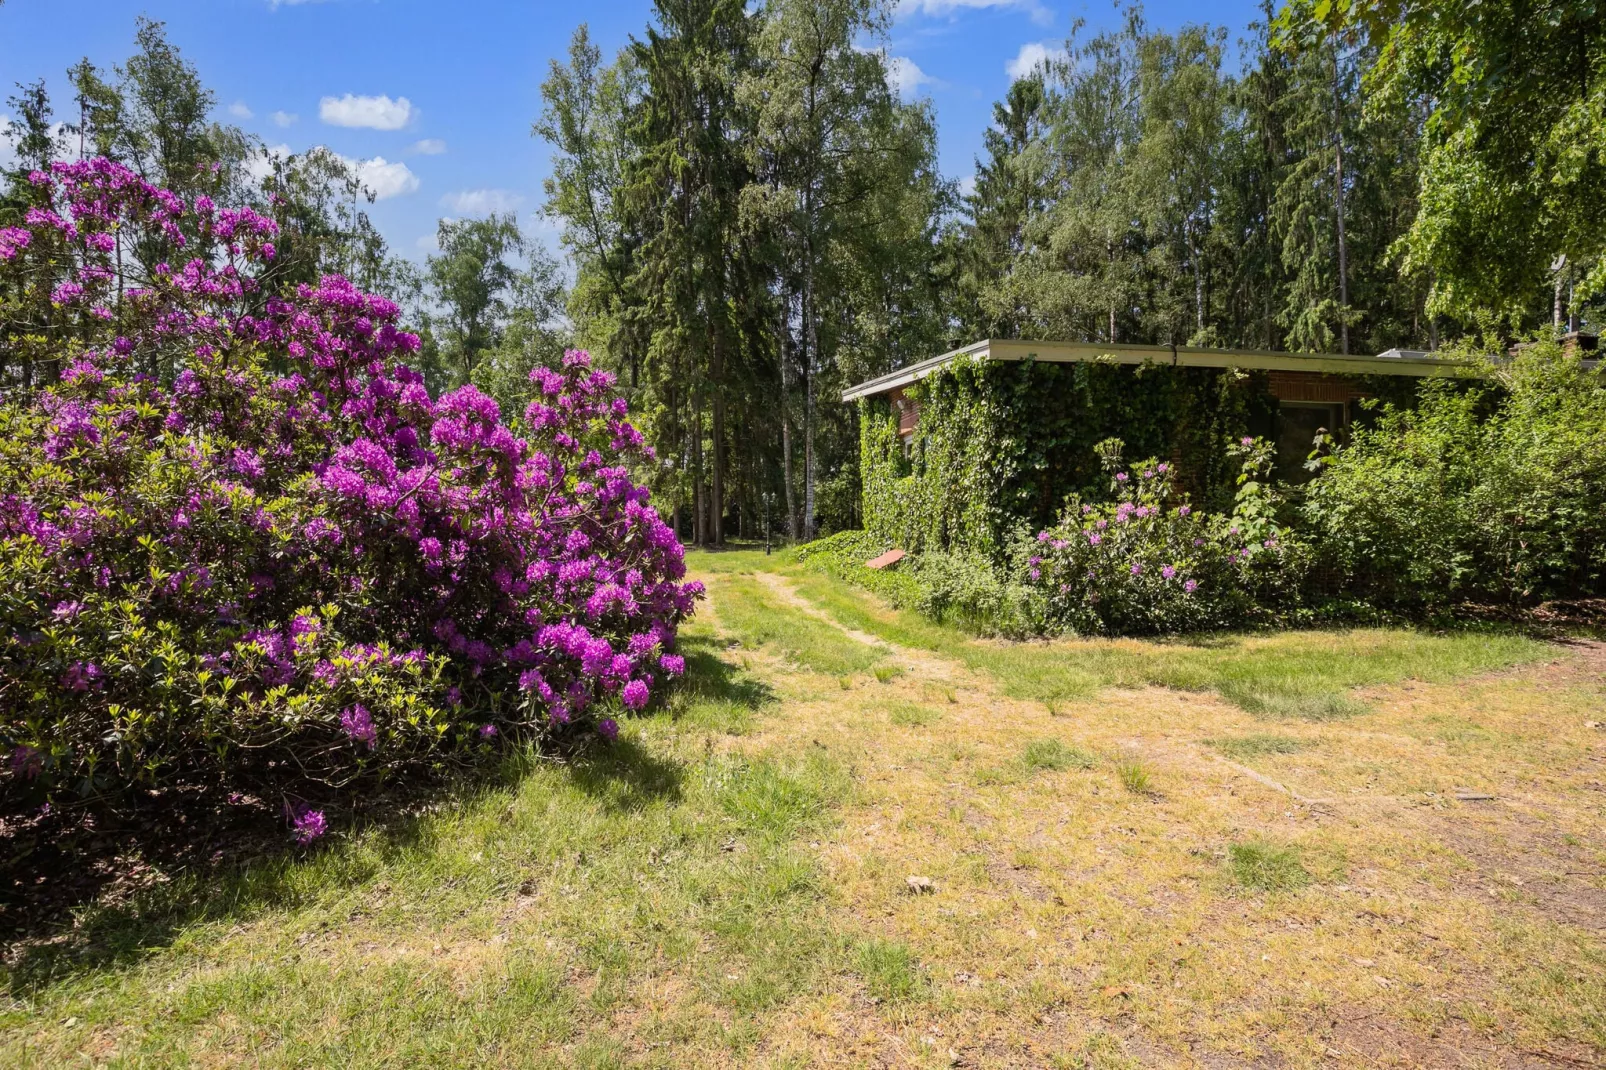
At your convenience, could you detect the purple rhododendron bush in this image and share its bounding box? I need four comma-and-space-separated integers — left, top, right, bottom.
0, 160, 701, 826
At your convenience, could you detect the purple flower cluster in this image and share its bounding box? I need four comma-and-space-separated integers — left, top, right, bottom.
0, 159, 699, 804
291, 806, 328, 845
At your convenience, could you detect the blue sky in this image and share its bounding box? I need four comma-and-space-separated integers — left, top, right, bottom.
0, 0, 1265, 265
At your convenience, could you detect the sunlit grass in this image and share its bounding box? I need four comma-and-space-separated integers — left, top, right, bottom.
1207, 734, 1310, 760
776, 558, 1546, 718
703, 568, 884, 677
1227, 838, 1312, 892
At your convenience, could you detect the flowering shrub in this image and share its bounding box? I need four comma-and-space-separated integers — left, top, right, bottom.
1022, 438, 1308, 634
0, 159, 700, 819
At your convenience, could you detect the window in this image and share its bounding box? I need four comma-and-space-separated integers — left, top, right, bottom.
1275, 402, 1345, 482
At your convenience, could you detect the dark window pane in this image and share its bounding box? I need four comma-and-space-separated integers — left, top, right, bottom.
1275, 404, 1341, 482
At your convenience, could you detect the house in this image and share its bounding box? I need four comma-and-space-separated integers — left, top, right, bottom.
841, 338, 1478, 559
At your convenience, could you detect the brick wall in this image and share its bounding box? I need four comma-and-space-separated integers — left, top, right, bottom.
1264, 370, 1370, 404
888, 387, 920, 438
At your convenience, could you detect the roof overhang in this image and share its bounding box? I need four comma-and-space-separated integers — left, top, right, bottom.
840, 338, 1479, 402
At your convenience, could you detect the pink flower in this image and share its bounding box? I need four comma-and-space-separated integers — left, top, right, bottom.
597, 717, 619, 741
291, 807, 327, 845
622, 679, 650, 709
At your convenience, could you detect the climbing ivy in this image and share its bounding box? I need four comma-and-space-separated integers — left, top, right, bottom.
860, 356, 1279, 559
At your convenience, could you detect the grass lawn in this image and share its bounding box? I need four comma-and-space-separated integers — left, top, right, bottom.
4, 548, 1605, 1067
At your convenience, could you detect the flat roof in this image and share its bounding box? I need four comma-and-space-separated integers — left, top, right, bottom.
840, 339, 1477, 402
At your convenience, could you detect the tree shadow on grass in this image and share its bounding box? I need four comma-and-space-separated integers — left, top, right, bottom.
672, 633, 776, 710
564, 737, 684, 813
0, 635, 765, 995
0, 753, 535, 994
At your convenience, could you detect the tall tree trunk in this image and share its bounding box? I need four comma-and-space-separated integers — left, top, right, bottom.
1191, 230, 1205, 336
1332, 40, 1350, 355
779, 287, 799, 542
711, 326, 726, 546
691, 405, 706, 546
802, 248, 818, 541
1553, 254, 1568, 328
1106, 241, 1118, 343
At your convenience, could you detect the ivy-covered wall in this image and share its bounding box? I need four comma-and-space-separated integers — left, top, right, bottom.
860, 356, 1284, 559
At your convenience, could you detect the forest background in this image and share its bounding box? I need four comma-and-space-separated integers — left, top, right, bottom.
2, 0, 1602, 544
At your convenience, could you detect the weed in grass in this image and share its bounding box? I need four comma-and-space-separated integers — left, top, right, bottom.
1022, 738, 1097, 772
1223, 685, 1369, 721
1227, 838, 1311, 891
713, 754, 843, 840
888, 701, 939, 727
1115, 758, 1153, 795
839, 675, 854, 689
855, 938, 925, 1002
872, 664, 902, 684
1207, 734, 1308, 760
1051, 1031, 1141, 1069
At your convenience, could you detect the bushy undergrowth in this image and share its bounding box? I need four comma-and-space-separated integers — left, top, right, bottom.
1303, 342, 1606, 607
0, 159, 700, 819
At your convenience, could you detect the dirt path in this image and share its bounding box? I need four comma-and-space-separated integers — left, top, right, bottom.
699, 565, 1606, 1068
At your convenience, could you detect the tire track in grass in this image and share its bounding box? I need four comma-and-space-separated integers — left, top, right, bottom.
699, 567, 885, 677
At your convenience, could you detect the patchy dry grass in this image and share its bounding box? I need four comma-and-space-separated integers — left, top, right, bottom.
4, 548, 1604, 1068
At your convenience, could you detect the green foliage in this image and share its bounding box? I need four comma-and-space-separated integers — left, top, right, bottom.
425, 214, 569, 407
1024, 437, 1310, 635
953, 5, 1438, 356
1284, 0, 1606, 321
1115, 757, 1154, 795
1303, 342, 1606, 605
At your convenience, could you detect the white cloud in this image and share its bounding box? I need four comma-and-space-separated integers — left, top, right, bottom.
885, 56, 936, 98
245, 142, 293, 185
244, 144, 418, 201
958, 174, 977, 199
351, 156, 420, 200
319, 93, 415, 131
415, 231, 440, 252
411, 138, 447, 155
897, 0, 1051, 27
228, 101, 254, 120
1005, 40, 1065, 80
0, 115, 73, 169
439, 189, 524, 215
271, 110, 299, 128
